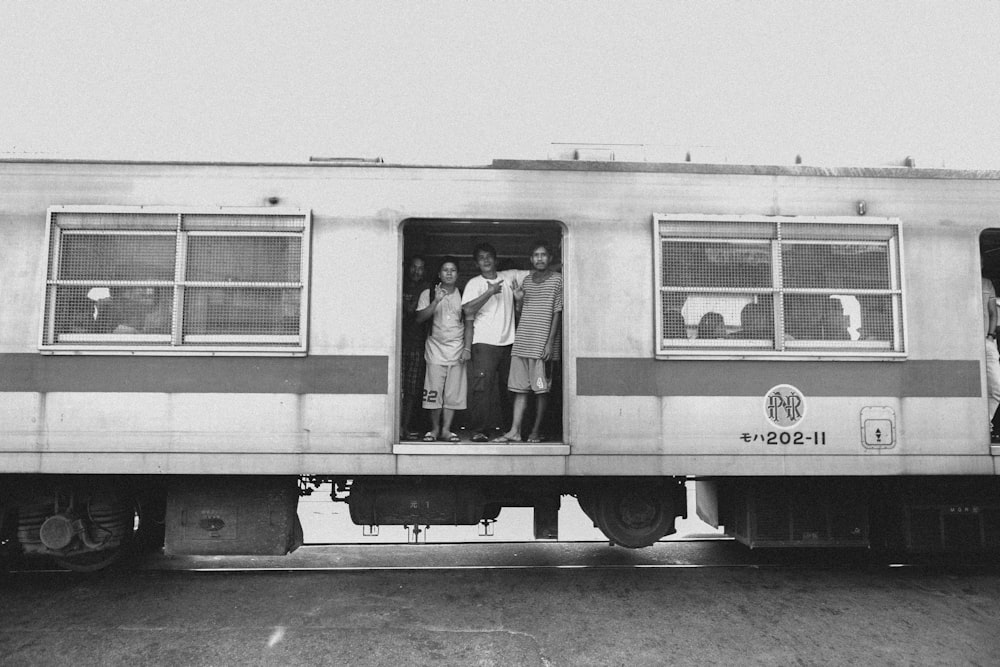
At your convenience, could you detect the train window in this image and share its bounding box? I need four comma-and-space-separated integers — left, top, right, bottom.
40, 207, 310, 354
654, 215, 904, 357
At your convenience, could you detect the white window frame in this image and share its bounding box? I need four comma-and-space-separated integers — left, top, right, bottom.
653, 214, 907, 360
39, 205, 311, 356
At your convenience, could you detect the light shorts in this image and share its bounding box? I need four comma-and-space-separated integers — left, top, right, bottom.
507, 356, 551, 394
422, 362, 467, 410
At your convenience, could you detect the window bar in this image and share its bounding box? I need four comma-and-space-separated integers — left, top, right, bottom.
772, 222, 785, 351
43, 215, 63, 346
171, 214, 186, 347
298, 210, 312, 346
654, 223, 666, 351
181, 281, 303, 289
888, 234, 903, 352
779, 287, 896, 296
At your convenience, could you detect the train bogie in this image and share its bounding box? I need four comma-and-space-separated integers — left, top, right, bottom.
1, 475, 164, 571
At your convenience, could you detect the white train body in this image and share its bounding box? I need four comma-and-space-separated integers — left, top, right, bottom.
1, 157, 997, 565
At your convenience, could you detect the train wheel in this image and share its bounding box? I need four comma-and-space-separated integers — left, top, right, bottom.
593, 484, 677, 548
51, 497, 143, 573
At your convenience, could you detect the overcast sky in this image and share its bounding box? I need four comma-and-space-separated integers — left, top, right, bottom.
2, 2, 999, 167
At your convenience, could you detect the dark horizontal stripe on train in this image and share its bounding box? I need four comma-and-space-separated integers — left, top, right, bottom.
0, 354, 388, 394
576, 358, 981, 398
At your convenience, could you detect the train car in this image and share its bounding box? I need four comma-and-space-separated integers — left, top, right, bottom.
1, 155, 999, 570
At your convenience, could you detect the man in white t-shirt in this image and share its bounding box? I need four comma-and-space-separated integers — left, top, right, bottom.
461, 243, 529, 442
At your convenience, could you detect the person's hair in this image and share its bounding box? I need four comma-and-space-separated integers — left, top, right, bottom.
663, 310, 686, 338
697, 311, 725, 339
406, 255, 425, 268
472, 243, 497, 262
530, 239, 553, 257
438, 256, 459, 274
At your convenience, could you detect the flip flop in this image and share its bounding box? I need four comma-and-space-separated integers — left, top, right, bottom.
471, 433, 489, 442
490, 435, 522, 443
526, 435, 543, 443
422, 432, 437, 442
442, 431, 461, 442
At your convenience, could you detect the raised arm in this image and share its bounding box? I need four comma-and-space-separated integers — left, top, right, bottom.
462, 280, 502, 316
415, 288, 436, 323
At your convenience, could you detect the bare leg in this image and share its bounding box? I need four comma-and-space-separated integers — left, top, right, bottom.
501, 393, 528, 441
442, 408, 456, 437
427, 408, 441, 438
528, 393, 548, 441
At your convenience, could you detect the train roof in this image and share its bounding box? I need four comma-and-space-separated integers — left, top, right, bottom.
1, 156, 1000, 180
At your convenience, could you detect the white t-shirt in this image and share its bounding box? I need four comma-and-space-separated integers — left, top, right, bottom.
461, 269, 529, 346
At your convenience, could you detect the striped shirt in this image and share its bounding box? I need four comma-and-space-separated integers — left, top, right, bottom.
512, 272, 563, 359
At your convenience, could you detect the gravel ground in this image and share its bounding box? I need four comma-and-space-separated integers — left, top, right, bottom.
2, 554, 999, 666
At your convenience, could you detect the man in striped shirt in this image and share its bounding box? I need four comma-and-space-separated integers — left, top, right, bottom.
494, 240, 563, 443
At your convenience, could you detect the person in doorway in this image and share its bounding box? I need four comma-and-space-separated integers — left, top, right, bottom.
983, 269, 1000, 442
416, 257, 469, 442
400, 256, 429, 440
461, 243, 530, 442
493, 240, 563, 444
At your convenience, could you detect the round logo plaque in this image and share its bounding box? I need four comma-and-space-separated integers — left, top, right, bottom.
764, 384, 806, 429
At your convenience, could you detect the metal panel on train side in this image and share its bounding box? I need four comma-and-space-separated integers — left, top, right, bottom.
563, 171, 995, 476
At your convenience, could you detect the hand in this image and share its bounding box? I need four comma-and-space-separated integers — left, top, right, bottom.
461, 348, 472, 362
434, 285, 447, 302
512, 279, 524, 302
541, 342, 553, 361
489, 280, 503, 296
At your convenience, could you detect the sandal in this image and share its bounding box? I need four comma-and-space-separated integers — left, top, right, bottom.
471, 433, 489, 442
490, 435, 522, 444
527, 435, 544, 443
442, 431, 461, 442
422, 431, 437, 442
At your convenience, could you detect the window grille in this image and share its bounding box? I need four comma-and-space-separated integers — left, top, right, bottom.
654, 215, 905, 357
40, 207, 310, 354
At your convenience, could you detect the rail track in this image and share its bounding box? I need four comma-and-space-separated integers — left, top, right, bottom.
4, 537, 997, 575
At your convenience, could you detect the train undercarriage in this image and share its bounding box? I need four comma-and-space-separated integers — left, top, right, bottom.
0, 476, 166, 571
2, 474, 998, 571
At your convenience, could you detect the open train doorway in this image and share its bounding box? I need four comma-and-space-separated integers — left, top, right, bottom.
400, 219, 565, 444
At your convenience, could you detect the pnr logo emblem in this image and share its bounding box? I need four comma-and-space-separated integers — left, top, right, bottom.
764, 384, 806, 429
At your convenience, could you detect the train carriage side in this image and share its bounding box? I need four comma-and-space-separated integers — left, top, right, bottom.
552, 160, 1000, 551
1, 159, 999, 569
0, 159, 671, 566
